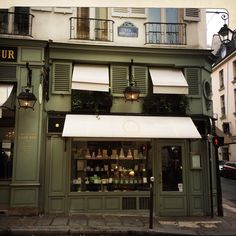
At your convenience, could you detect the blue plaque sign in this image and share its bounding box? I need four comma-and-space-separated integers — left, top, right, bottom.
118, 22, 138, 37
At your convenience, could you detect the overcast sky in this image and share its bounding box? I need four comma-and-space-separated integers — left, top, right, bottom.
206, 8, 228, 47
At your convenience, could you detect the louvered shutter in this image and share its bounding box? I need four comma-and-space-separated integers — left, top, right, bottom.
52, 62, 72, 94
184, 8, 200, 21
133, 66, 148, 96
0, 65, 17, 81
185, 68, 200, 96
112, 8, 146, 18
112, 8, 129, 17
111, 65, 129, 96
130, 8, 146, 18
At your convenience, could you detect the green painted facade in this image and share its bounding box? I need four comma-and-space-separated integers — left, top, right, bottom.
0, 38, 217, 217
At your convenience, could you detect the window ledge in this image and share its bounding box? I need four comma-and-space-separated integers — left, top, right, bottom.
218, 86, 225, 91
220, 114, 226, 120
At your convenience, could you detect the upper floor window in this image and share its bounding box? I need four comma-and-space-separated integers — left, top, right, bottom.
70, 8, 114, 41
220, 95, 226, 118
0, 7, 33, 36
145, 8, 186, 45
233, 60, 236, 82
219, 69, 224, 89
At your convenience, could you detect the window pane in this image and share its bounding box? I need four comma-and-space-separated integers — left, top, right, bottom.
161, 145, 183, 191
166, 8, 178, 23
70, 140, 151, 192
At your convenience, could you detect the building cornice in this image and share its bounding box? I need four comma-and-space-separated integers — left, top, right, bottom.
212, 49, 236, 71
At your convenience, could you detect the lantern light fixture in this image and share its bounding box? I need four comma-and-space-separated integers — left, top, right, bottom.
123, 59, 141, 102
17, 62, 37, 110
218, 23, 235, 45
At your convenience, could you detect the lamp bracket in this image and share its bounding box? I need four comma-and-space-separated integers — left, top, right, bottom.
26, 62, 32, 88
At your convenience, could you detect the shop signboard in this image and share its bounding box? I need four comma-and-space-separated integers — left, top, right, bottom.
0, 47, 17, 62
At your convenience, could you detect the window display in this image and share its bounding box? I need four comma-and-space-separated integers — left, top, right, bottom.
70, 140, 151, 192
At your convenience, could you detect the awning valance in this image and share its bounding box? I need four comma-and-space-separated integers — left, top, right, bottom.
0, 84, 14, 118
149, 68, 188, 94
72, 64, 109, 92
62, 114, 201, 139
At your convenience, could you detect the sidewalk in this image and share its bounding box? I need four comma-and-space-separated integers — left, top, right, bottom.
0, 200, 236, 235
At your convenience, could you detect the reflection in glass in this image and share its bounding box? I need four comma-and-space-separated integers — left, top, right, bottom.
161, 146, 183, 191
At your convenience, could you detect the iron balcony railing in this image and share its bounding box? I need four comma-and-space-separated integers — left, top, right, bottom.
70, 17, 114, 42
144, 22, 187, 45
0, 11, 34, 37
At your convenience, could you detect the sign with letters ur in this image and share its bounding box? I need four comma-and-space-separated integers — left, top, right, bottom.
0, 47, 17, 62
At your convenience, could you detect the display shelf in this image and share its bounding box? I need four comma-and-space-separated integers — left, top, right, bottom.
71, 140, 150, 192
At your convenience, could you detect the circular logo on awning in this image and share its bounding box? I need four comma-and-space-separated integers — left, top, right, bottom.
123, 120, 139, 134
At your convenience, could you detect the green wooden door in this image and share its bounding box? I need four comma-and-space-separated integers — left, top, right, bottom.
155, 140, 187, 216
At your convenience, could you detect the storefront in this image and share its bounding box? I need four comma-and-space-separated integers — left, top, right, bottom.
0, 39, 215, 217
54, 114, 202, 215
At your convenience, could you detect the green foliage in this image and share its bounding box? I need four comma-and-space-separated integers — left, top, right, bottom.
143, 94, 188, 115
71, 90, 113, 114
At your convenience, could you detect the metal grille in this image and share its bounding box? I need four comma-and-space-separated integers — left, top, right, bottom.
122, 197, 136, 210
139, 197, 150, 210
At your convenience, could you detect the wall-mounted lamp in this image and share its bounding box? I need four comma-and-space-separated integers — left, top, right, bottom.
218, 23, 235, 45
17, 62, 37, 110
123, 59, 141, 102
216, 12, 235, 45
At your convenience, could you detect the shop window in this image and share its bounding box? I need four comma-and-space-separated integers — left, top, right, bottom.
0, 128, 14, 180
161, 146, 183, 192
0, 92, 15, 180
70, 140, 151, 192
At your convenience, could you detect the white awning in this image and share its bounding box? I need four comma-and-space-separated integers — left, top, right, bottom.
62, 114, 201, 139
72, 64, 109, 92
0, 84, 14, 118
149, 68, 188, 94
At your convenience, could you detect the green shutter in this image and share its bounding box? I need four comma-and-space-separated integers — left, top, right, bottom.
111, 65, 129, 96
133, 66, 148, 96
185, 68, 200, 96
52, 62, 71, 94
0, 65, 17, 81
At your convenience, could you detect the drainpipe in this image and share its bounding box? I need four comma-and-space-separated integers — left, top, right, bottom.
212, 117, 224, 217
207, 132, 214, 218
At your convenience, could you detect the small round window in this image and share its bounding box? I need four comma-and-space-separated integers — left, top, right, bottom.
203, 80, 211, 100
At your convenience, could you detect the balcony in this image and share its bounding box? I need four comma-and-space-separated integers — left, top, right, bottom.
0, 11, 34, 37
144, 22, 187, 45
70, 17, 114, 42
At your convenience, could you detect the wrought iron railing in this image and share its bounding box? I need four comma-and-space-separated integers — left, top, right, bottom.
144, 22, 187, 45
0, 11, 34, 37
70, 17, 114, 41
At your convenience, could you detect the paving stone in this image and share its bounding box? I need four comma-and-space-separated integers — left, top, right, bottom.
34, 215, 54, 226
51, 216, 68, 226
69, 214, 88, 227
